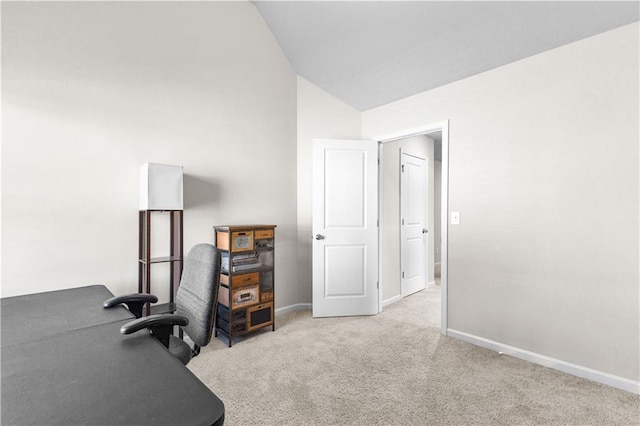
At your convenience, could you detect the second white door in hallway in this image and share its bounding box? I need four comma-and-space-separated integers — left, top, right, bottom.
401, 151, 428, 297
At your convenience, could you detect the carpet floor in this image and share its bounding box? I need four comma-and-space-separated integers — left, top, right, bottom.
189, 285, 640, 425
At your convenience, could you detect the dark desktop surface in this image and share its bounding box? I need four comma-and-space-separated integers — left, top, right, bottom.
1, 285, 224, 426
0, 285, 132, 347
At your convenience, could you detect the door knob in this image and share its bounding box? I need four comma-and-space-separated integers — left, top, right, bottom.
315, 234, 325, 240
422, 229, 428, 234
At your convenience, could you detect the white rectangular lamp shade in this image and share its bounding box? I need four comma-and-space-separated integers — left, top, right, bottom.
140, 163, 184, 210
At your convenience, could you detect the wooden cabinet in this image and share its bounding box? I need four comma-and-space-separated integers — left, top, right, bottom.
214, 225, 276, 347
138, 210, 183, 316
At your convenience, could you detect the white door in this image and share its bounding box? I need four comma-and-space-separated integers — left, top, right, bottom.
400, 151, 428, 297
312, 139, 379, 318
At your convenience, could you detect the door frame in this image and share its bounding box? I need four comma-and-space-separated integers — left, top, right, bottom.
375, 120, 449, 336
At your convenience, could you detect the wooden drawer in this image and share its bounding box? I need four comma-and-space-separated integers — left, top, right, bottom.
254, 229, 274, 239
219, 284, 259, 309
247, 303, 274, 332
231, 231, 254, 252
261, 291, 273, 303
220, 272, 259, 288
216, 230, 254, 252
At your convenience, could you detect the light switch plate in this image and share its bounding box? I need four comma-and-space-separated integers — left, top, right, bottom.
451, 211, 460, 225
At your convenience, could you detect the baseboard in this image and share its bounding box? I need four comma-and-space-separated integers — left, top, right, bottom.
382, 294, 402, 307
275, 303, 311, 316
426, 280, 436, 289
447, 329, 640, 395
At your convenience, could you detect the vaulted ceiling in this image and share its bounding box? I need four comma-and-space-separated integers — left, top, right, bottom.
254, 1, 639, 111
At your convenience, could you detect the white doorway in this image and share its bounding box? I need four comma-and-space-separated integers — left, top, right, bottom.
377, 121, 449, 335
400, 150, 428, 297
309, 122, 449, 334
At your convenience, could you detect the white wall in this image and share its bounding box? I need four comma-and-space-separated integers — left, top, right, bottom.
1, 2, 299, 308
296, 76, 362, 304
381, 135, 435, 304
363, 23, 639, 383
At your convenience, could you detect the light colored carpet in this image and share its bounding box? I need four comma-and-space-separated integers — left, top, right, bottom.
189, 285, 639, 425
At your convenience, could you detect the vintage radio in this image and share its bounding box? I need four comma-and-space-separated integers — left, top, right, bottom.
218, 284, 259, 309
246, 303, 274, 332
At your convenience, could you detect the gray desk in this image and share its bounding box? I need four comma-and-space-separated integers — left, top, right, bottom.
1, 285, 225, 425
1, 285, 132, 347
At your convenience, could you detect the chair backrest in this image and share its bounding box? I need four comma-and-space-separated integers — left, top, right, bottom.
175, 244, 221, 348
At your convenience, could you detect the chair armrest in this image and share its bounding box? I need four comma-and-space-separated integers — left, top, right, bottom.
120, 314, 189, 348
103, 293, 158, 318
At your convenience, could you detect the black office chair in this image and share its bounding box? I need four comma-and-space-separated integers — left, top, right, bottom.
104, 243, 221, 365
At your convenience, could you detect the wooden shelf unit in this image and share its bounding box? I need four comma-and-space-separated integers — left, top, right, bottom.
138, 210, 183, 316
213, 225, 276, 347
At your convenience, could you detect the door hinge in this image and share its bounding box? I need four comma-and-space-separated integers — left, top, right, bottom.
402, 272, 405, 278
377, 281, 379, 289
402, 218, 405, 225
401, 164, 405, 172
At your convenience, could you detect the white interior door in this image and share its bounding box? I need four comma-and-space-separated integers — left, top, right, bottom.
401, 151, 428, 297
312, 139, 379, 318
